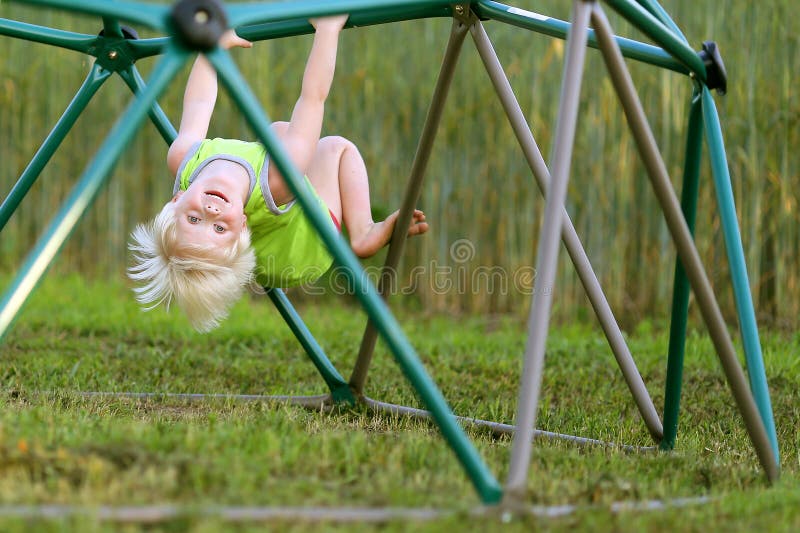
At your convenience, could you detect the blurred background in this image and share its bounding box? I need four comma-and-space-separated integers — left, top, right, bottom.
1, 0, 797, 329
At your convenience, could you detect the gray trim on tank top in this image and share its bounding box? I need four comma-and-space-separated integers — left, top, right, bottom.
172, 141, 296, 216
258, 157, 296, 215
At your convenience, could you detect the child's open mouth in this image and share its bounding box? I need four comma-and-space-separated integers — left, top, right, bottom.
204, 191, 229, 203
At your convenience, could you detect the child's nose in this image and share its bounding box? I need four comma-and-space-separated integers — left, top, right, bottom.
204, 203, 221, 214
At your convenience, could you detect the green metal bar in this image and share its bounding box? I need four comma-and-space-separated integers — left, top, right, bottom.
0, 17, 95, 53
0, 47, 189, 342
604, 0, 706, 80
0, 62, 111, 232
0, 16, 166, 62
660, 91, 702, 451
633, 0, 687, 43
236, 5, 451, 42
266, 288, 355, 405
101, 17, 124, 39
475, 1, 687, 75
701, 86, 780, 464
207, 48, 502, 504
123, 3, 452, 59
118, 65, 178, 146
128, 37, 170, 61
15, 0, 167, 32
227, 0, 453, 28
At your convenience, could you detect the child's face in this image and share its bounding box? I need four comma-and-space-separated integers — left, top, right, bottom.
171, 179, 247, 252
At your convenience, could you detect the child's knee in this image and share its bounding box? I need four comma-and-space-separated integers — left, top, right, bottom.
319, 135, 355, 156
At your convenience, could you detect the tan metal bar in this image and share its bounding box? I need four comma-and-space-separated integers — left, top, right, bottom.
505, 0, 594, 498
349, 17, 470, 393
469, 19, 663, 442
590, 4, 777, 481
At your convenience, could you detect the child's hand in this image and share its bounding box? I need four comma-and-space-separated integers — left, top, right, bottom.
219, 29, 252, 50
309, 14, 348, 33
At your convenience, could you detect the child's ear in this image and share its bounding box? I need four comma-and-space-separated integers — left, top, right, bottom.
171, 191, 184, 203
242, 214, 247, 229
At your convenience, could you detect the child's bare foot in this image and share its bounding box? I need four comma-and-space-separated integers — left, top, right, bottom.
351, 209, 429, 258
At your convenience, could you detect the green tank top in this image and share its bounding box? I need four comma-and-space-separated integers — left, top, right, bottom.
175, 138, 334, 288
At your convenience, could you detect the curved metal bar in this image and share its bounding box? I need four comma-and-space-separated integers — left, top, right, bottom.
78, 391, 333, 408
363, 397, 658, 453
475, 1, 687, 75
0, 17, 95, 53
117, 65, 178, 146
632, 0, 688, 43
227, 0, 454, 28
128, 37, 171, 60
129, 6, 452, 58
0, 496, 714, 522
16, 0, 168, 32
236, 5, 451, 42
0, 62, 111, 232
604, 0, 706, 80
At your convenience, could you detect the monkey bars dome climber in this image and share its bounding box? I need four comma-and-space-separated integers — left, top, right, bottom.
0, 0, 780, 506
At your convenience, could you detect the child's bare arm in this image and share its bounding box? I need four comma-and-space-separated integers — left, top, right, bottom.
276, 15, 348, 179
167, 30, 252, 176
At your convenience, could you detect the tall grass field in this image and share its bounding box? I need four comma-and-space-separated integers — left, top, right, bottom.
1, 0, 799, 324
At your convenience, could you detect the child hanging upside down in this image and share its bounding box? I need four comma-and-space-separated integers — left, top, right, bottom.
128, 15, 428, 332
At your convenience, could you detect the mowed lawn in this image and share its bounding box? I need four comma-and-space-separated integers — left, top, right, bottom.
1, 275, 799, 531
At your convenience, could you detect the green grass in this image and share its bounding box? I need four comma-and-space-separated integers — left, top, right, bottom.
0, 275, 798, 531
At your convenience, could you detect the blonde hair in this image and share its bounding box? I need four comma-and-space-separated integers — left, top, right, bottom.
127, 202, 256, 332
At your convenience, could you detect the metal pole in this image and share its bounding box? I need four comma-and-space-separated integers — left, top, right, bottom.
101, 17, 123, 39
701, 86, 779, 462
266, 288, 355, 404
505, 0, 593, 497
227, 0, 456, 28
591, 4, 778, 481
234, 5, 452, 43
661, 91, 702, 450
209, 48, 503, 504
349, 18, 469, 395
118, 65, 178, 146
474, 0, 685, 75
0, 18, 95, 53
470, 19, 662, 442
12, 0, 168, 32
0, 47, 188, 342
0, 63, 111, 232
604, 0, 706, 81
631, 0, 687, 42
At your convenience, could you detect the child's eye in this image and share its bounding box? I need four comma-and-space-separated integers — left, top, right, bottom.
214, 225, 225, 233
188, 216, 199, 223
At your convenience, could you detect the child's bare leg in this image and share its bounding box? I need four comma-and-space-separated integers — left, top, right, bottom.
305, 136, 428, 258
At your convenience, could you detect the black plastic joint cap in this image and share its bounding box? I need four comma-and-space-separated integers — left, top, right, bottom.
698, 41, 727, 95
170, 0, 228, 51
99, 26, 139, 40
